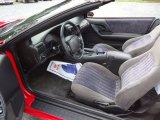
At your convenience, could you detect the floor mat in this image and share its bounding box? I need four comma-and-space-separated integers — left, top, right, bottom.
30, 71, 72, 98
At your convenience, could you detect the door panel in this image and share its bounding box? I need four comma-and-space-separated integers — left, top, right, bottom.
0, 54, 24, 120
82, 17, 159, 50
105, 18, 154, 34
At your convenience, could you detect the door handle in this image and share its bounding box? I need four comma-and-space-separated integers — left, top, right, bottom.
97, 25, 108, 33
91, 24, 112, 36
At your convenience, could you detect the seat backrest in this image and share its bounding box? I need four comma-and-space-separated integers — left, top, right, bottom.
122, 25, 160, 57
116, 35, 160, 110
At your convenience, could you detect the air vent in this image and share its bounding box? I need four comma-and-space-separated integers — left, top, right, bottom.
35, 42, 45, 54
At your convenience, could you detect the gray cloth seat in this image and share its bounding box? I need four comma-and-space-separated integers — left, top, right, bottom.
93, 25, 160, 57
71, 35, 160, 110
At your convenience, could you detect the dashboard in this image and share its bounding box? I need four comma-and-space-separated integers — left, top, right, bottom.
31, 27, 61, 62
17, 16, 90, 72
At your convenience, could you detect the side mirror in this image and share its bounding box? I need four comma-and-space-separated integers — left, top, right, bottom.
87, 12, 94, 17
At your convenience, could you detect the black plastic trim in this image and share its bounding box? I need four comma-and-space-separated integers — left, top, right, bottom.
32, 97, 123, 120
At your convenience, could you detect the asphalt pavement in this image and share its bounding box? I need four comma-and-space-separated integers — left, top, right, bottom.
0, 1, 160, 20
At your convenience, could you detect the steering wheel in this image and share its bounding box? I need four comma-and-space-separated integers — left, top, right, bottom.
60, 21, 84, 60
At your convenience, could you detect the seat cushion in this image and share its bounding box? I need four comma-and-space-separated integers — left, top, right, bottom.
116, 52, 156, 110
122, 25, 160, 56
92, 43, 118, 52
71, 62, 120, 104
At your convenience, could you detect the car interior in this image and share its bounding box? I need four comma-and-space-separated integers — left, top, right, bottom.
12, 13, 160, 120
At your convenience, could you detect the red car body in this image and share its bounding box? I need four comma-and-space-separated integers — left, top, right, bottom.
0, 21, 9, 28
0, 19, 23, 28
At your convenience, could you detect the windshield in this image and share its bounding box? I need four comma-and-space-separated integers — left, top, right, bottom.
0, 0, 103, 40
0, 0, 72, 40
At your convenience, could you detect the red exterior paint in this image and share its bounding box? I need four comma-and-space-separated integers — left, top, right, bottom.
0, 19, 23, 28
0, 40, 5, 46
0, 21, 8, 28
5, 51, 35, 106
5, 51, 64, 120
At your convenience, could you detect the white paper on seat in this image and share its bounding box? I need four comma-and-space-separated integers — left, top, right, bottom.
47, 61, 82, 81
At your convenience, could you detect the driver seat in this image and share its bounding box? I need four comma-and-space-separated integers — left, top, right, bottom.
93, 25, 160, 57
71, 35, 160, 111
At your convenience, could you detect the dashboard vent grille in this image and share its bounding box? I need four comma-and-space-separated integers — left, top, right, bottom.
35, 42, 45, 54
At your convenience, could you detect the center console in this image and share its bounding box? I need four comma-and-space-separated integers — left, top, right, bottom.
81, 48, 132, 74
